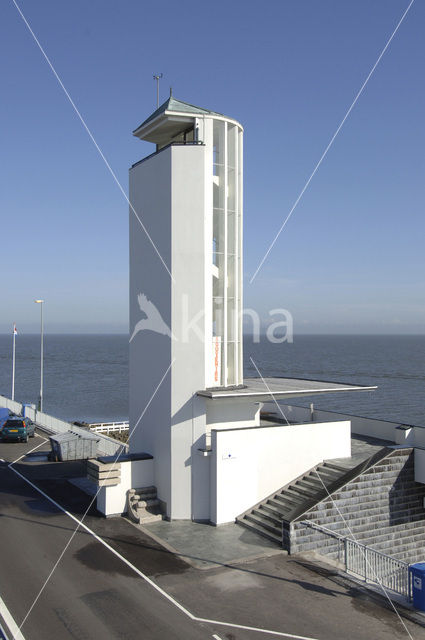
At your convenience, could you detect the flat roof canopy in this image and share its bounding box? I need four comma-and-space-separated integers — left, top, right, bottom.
197, 377, 377, 401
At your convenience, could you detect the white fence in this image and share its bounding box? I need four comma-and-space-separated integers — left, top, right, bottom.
0, 394, 127, 456
88, 421, 129, 434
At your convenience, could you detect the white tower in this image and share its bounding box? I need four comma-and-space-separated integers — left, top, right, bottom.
129, 98, 243, 519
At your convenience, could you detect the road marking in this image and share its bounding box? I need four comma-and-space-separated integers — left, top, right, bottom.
7, 465, 196, 621
9, 438, 48, 466
7, 464, 320, 640
0, 595, 25, 640
212, 635, 223, 640
203, 618, 318, 639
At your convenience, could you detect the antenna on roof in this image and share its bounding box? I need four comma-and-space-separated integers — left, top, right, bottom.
153, 73, 163, 108
170, 86, 173, 97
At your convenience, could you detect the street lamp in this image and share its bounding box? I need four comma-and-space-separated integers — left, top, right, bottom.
34, 299, 44, 412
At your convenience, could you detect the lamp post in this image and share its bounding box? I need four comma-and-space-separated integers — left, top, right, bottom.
34, 299, 44, 412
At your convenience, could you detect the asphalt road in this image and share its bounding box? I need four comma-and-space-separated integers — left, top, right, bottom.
0, 435, 215, 640
0, 433, 423, 640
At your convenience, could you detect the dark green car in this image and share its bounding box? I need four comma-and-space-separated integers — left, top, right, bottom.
1, 418, 35, 442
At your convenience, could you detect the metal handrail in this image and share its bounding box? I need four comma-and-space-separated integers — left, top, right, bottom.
297, 520, 411, 600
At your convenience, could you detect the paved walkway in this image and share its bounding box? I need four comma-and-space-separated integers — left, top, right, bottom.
141, 519, 282, 569
140, 433, 396, 569
329, 433, 395, 469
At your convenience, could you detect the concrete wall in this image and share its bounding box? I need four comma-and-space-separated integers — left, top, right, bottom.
206, 398, 261, 430
97, 458, 154, 516
210, 420, 351, 525
415, 449, 425, 483
264, 402, 422, 444
170, 144, 208, 520
129, 147, 173, 512
129, 143, 209, 520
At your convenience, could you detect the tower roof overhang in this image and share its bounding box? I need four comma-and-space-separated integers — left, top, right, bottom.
133, 97, 242, 145
197, 377, 377, 402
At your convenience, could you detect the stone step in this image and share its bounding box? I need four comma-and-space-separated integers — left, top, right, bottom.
253, 506, 281, 527
349, 496, 424, 513
370, 538, 425, 556
275, 491, 305, 507
392, 547, 425, 562
300, 475, 326, 489
305, 506, 425, 530
322, 462, 352, 473
127, 485, 162, 525
288, 484, 318, 500
136, 485, 156, 495
318, 463, 345, 475
135, 490, 157, 500
296, 524, 425, 551
360, 527, 425, 547
262, 502, 288, 519
296, 478, 326, 493
135, 498, 160, 509
374, 456, 412, 466
245, 512, 281, 537
310, 501, 416, 518
138, 511, 163, 524
237, 516, 281, 545
328, 485, 423, 501
314, 470, 341, 484
267, 497, 294, 513
297, 516, 425, 543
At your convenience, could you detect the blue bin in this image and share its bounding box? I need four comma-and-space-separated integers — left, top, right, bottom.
409, 563, 425, 611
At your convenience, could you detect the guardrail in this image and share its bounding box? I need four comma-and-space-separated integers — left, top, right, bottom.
0, 395, 23, 415
0, 394, 128, 457
298, 520, 411, 601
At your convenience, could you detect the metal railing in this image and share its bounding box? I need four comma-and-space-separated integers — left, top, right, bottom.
345, 538, 410, 598
299, 521, 411, 600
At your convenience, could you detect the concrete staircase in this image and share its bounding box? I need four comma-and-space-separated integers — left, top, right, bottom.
291, 449, 425, 563
237, 460, 352, 544
237, 446, 425, 564
127, 486, 163, 524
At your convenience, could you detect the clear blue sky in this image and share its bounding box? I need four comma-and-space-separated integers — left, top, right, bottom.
0, 0, 423, 334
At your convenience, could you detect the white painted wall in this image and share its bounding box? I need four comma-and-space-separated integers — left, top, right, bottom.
129, 148, 173, 512
169, 144, 207, 520
210, 420, 351, 525
191, 396, 210, 521
97, 459, 154, 516
129, 142, 209, 520
412, 429, 425, 449
414, 449, 425, 484
206, 398, 261, 430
